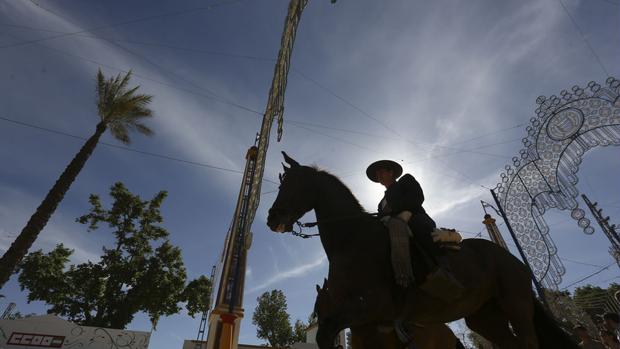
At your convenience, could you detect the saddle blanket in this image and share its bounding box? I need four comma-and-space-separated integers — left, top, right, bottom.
431, 228, 462, 250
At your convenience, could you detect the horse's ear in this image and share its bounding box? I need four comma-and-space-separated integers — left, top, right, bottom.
282, 163, 290, 173
322, 278, 328, 289
316, 284, 321, 293
282, 151, 300, 167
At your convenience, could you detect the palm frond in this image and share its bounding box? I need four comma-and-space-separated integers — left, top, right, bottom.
110, 95, 152, 119
109, 123, 130, 144
95, 68, 155, 144
133, 123, 154, 137
117, 70, 133, 91
118, 85, 141, 102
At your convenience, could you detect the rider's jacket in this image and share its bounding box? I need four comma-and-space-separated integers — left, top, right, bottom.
377, 174, 436, 234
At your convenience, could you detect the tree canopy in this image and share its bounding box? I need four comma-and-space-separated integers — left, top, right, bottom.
17, 182, 211, 329
252, 289, 308, 347
291, 319, 308, 344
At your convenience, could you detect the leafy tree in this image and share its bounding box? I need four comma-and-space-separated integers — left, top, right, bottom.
608, 283, 620, 300
544, 288, 588, 334
252, 289, 293, 347
0, 69, 155, 288
17, 183, 210, 329
183, 276, 213, 316
291, 319, 308, 344
574, 284, 615, 325
308, 310, 317, 326
5, 312, 37, 320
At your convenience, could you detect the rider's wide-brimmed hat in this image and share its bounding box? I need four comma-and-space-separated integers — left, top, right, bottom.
366, 160, 403, 182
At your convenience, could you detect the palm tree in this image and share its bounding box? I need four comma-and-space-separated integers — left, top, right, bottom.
0, 69, 154, 288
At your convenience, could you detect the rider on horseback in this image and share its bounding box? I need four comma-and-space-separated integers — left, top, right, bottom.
367, 159, 437, 287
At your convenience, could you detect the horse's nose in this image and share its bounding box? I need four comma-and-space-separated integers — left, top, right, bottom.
267, 208, 280, 229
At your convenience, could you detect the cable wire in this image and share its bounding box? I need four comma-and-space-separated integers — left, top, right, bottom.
1, 0, 246, 50
556, 0, 610, 77
0, 115, 279, 185
562, 262, 616, 290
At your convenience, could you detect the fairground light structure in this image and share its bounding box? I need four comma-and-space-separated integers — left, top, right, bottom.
484, 77, 620, 294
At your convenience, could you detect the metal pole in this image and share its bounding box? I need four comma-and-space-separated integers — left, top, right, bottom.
490, 189, 549, 309
229, 149, 257, 314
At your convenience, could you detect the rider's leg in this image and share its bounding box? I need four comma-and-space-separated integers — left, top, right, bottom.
386, 217, 415, 287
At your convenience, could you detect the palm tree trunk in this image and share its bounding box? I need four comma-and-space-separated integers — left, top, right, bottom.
0, 122, 107, 288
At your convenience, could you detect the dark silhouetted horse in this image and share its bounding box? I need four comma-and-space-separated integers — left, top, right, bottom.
267, 152, 578, 349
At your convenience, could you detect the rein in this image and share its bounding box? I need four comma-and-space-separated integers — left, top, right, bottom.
290, 212, 379, 239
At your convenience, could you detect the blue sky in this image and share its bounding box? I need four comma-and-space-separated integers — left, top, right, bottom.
0, 0, 619, 347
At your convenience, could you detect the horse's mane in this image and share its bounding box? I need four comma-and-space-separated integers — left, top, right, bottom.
311, 166, 368, 214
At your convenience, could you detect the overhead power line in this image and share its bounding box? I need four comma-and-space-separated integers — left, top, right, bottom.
0, 23, 276, 62
291, 68, 403, 138
556, 0, 610, 77
4, 31, 265, 117
446, 123, 526, 146
562, 262, 616, 290
560, 258, 607, 268
0, 115, 279, 185
12, 5, 243, 114
0, 0, 246, 50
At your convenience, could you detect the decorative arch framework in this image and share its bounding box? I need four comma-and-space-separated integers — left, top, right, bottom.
495, 77, 620, 288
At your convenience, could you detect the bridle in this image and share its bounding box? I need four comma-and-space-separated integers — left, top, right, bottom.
289, 212, 379, 239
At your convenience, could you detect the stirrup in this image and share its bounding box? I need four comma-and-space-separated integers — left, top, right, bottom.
394, 320, 409, 342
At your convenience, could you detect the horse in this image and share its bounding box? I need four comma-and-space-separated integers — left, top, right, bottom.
315, 280, 465, 349
267, 152, 579, 349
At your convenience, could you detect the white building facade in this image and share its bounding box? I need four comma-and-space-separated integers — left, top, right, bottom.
0, 315, 150, 349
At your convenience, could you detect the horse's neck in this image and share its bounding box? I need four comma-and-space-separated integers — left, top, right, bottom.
314, 173, 364, 222
314, 173, 366, 256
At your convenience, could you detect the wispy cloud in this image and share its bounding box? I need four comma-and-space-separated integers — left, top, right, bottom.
245, 255, 327, 295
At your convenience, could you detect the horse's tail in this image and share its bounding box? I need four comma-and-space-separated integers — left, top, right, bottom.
533, 299, 580, 349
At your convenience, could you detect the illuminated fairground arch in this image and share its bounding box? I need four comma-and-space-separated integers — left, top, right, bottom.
495, 77, 620, 289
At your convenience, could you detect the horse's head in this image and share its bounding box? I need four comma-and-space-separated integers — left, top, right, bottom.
267, 152, 318, 232
313, 279, 345, 349
313, 279, 332, 322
